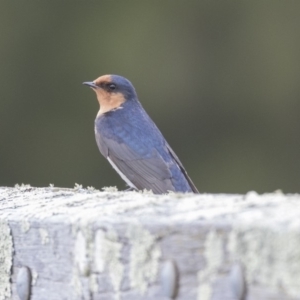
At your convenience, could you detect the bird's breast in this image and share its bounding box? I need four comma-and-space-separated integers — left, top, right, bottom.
94, 105, 167, 158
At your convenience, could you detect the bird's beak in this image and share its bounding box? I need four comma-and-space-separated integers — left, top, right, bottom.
82, 81, 98, 89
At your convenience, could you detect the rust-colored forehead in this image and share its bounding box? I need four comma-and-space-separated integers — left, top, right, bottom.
93, 75, 112, 85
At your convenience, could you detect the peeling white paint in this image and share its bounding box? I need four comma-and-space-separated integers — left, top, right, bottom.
127, 223, 161, 294
0, 220, 13, 300
197, 230, 223, 300
89, 274, 98, 294
72, 230, 88, 298
94, 231, 106, 272
39, 228, 49, 245
74, 231, 89, 276
197, 281, 212, 300
21, 220, 30, 233
94, 229, 124, 299
205, 230, 224, 273
31, 269, 38, 285
71, 269, 82, 299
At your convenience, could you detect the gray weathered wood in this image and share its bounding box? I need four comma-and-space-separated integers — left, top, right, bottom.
1, 186, 300, 300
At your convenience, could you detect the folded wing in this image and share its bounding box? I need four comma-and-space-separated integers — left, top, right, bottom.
96, 133, 176, 194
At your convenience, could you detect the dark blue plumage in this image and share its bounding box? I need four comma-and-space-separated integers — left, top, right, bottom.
83, 75, 198, 194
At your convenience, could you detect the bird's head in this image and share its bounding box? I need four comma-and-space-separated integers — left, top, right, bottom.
83, 75, 137, 115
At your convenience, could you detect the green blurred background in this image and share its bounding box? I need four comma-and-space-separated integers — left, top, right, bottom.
0, 1, 299, 193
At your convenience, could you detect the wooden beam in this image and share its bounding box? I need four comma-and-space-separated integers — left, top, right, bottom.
0, 186, 299, 300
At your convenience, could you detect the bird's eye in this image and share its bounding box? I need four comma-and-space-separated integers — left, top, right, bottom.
108, 83, 116, 91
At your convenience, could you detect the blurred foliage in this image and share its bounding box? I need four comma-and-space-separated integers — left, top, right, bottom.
0, 1, 299, 193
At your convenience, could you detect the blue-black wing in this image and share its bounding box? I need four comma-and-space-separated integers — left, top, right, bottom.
165, 143, 199, 193
96, 132, 175, 193
96, 130, 199, 194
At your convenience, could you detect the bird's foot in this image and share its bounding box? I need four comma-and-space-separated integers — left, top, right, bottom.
124, 187, 136, 192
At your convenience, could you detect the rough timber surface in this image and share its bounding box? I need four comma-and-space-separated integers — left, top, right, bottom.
1, 186, 300, 300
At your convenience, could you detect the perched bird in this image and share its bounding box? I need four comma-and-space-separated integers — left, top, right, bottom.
83, 75, 198, 194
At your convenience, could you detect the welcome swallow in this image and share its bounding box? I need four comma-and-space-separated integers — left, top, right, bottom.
83, 75, 198, 194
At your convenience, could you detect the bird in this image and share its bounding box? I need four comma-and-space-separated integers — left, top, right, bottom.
83, 75, 198, 194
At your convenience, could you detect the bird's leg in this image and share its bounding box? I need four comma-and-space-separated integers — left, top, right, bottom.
124, 187, 136, 192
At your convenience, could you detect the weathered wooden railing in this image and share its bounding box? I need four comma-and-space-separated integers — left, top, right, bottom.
0, 185, 299, 300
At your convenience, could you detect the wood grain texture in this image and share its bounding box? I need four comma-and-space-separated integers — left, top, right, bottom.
0, 186, 300, 300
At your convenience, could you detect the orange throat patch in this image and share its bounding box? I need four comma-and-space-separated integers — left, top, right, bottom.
94, 89, 126, 115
